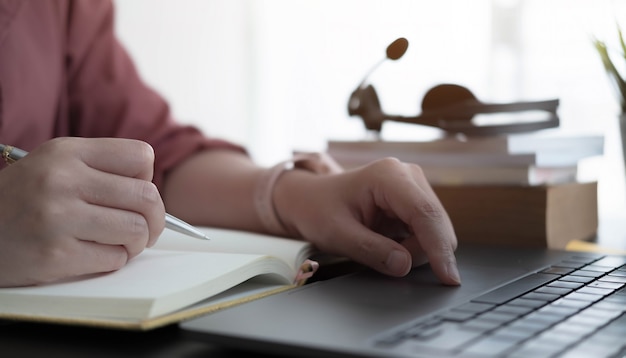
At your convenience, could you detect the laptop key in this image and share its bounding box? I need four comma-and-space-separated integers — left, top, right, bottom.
561, 275, 595, 284
475, 311, 518, 324
522, 311, 566, 326
507, 297, 548, 309
507, 338, 567, 358
460, 318, 503, 333
597, 312, 626, 335
553, 261, 587, 269
493, 327, 534, 343
588, 281, 624, 290
565, 292, 604, 303
521, 292, 560, 302
549, 320, 599, 337
402, 318, 442, 336
437, 310, 475, 322
591, 256, 626, 269
472, 273, 558, 305
534, 286, 572, 296
535, 329, 583, 346
576, 286, 614, 296
454, 301, 494, 314
548, 280, 584, 289
403, 322, 482, 351
581, 307, 623, 321
563, 340, 626, 358
605, 294, 626, 304
537, 304, 579, 318
461, 334, 522, 356
411, 326, 442, 341
492, 304, 535, 316
583, 265, 616, 273
570, 270, 605, 278
593, 300, 626, 312
552, 297, 592, 309
506, 320, 549, 335
608, 270, 626, 277
569, 254, 604, 264
598, 275, 626, 284
541, 267, 574, 275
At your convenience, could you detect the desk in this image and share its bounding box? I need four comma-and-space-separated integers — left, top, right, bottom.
3, 218, 623, 358
0, 322, 243, 358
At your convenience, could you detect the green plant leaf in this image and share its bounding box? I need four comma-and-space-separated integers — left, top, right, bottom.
593, 31, 626, 112
617, 24, 626, 60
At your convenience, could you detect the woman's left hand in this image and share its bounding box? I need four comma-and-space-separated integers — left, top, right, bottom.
274, 157, 460, 286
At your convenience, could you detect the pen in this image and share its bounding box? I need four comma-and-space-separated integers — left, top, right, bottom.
0, 144, 209, 241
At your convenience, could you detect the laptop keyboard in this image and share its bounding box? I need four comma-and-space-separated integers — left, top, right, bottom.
374, 254, 626, 358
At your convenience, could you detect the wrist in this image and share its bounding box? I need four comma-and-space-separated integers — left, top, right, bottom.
271, 168, 315, 237
253, 152, 343, 237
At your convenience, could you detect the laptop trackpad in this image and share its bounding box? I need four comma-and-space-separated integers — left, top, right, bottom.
284, 258, 530, 332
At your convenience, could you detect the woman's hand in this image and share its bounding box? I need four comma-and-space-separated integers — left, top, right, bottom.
0, 137, 165, 287
274, 157, 460, 285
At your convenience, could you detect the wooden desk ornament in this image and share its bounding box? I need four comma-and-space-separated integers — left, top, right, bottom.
347, 38, 560, 137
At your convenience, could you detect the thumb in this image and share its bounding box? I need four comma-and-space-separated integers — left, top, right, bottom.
331, 221, 413, 277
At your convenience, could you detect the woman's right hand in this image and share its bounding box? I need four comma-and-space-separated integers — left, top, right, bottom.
0, 137, 166, 287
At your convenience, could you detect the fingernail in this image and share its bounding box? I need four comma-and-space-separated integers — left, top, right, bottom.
385, 250, 411, 275
447, 261, 462, 285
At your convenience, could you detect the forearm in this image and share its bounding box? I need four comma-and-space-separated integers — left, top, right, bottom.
161, 149, 266, 233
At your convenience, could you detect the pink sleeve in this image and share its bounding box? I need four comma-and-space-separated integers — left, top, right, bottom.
64, 0, 246, 190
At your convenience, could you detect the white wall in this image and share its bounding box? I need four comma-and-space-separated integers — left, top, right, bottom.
114, 0, 253, 149
114, 0, 626, 217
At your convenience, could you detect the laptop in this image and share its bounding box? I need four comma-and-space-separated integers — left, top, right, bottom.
180, 243, 626, 358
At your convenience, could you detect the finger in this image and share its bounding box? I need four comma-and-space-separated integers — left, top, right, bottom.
25, 239, 129, 285
373, 164, 460, 285
411, 207, 460, 285
400, 236, 429, 268
70, 203, 154, 258
369, 216, 428, 266
320, 216, 413, 277
60, 240, 130, 279
43, 137, 156, 181
85, 138, 155, 181
409, 169, 460, 284
78, 168, 166, 247
393, 191, 460, 284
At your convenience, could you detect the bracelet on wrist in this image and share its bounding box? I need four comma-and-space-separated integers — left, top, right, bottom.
253, 152, 343, 236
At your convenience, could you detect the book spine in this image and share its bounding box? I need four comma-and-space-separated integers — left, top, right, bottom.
328, 149, 537, 167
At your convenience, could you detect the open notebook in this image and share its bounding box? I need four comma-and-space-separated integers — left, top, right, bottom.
0, 227, 318, 330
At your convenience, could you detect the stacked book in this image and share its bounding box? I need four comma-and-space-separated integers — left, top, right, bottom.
327, 133, 604, 186
325, 132, 604, 249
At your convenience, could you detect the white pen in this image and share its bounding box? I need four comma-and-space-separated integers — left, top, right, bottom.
0, 143, 209, 241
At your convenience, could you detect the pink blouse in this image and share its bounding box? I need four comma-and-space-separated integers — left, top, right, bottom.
0, 0, 245, 189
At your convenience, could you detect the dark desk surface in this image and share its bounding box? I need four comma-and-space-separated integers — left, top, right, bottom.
0, 322, 248, 358
4, 215, 624, 358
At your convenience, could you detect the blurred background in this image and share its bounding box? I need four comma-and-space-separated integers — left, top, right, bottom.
113, 0, 626, 221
